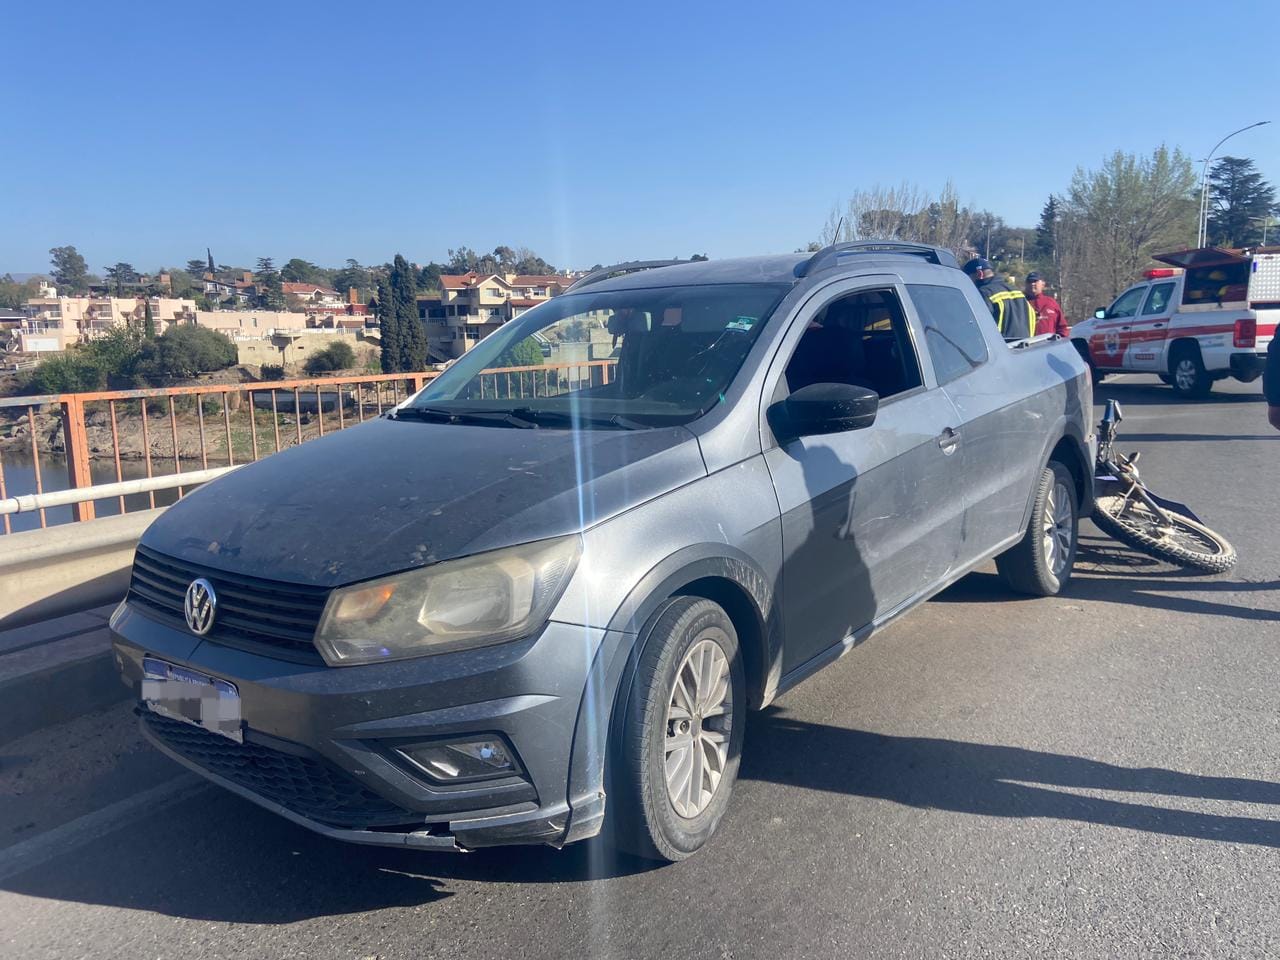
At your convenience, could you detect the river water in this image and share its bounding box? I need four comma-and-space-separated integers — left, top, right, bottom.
1, 450, 205, 534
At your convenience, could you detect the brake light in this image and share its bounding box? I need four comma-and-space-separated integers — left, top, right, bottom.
1143, 268, 1178, 279
1234, 318, 1256, 348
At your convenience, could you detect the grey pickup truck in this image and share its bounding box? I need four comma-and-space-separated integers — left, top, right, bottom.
112, 242, 1094, 862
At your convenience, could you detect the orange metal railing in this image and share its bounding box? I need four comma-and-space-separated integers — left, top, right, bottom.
0, 357, 618, 534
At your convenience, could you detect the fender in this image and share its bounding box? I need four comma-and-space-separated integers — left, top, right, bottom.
560, 545, 780, 843
1017, 417, 1094, 533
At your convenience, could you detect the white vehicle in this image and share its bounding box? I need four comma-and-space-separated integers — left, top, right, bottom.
1072, 247, 1278, 397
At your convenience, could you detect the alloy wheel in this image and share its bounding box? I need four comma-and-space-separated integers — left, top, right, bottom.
664, 633, 733, 819
1174, 359, 1197, 392
1042, 480, 1074, 576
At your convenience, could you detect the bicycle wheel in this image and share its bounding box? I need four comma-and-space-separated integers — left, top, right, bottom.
1092, 494, 1237, 573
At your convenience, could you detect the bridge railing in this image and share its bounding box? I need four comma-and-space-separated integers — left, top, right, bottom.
0, 357, 618, 535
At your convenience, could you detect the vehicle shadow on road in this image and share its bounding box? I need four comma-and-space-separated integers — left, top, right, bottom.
934, 538, 1280, 623
739, 710, 1280, 849
1093, 381, 1265, 407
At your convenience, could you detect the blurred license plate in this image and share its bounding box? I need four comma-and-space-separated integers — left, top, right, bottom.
142, 656, 243, 743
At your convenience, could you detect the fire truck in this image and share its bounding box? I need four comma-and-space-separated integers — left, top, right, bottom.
1071, 247, 1278, 397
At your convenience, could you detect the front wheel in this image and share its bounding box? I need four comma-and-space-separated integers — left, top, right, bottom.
609, 597, 745, 862
996, 461, 1078, 596
1092, 494, 1237, 573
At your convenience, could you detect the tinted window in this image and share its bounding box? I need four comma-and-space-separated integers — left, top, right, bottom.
1142, 282, 1175, 315
784, 288, 922, 400
908, 283, 989, 385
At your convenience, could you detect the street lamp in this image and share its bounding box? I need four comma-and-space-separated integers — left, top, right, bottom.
1197, 120, 1270, 248
1250, 215, 1276, 246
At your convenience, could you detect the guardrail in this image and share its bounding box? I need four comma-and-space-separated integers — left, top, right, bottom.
0, 356, 618, 535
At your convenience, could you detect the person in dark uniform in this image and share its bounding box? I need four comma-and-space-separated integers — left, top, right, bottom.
1265, 334, 1280, 431
962, 257, 1035, 340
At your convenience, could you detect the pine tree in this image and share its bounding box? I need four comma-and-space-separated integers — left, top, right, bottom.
143, 301, 156, 340
377, 275, 398, 372
1033, 196, 1058, 261
391, 254, 426, 371
1207, 156, 1278, 247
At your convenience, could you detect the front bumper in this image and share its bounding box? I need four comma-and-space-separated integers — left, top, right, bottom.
112, 602, 616, 850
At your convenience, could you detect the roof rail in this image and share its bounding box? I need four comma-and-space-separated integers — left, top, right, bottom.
566, 259, 689, 292
796, 241, 959, 278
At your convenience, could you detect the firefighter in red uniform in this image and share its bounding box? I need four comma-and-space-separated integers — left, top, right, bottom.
1024, 272, 1069, 338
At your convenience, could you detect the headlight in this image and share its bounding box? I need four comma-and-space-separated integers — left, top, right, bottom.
314, 535, 581, 666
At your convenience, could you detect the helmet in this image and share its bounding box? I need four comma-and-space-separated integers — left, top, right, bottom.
962, 257, 991, 276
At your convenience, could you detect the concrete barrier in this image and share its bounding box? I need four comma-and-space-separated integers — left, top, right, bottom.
0, 509, 162, 631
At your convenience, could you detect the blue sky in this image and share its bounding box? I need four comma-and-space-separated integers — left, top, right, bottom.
3, 0, 1277, 274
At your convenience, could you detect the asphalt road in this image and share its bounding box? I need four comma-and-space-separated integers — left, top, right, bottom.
2, 374, 1277, 960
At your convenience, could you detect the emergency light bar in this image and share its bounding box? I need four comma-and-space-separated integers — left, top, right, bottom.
1143, 268, 1180, 279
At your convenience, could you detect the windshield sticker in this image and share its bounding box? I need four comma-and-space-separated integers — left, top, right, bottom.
726, 316, 756, 332
662, 308, 683, 326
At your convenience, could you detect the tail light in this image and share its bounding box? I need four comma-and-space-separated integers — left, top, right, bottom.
1234, 318, 1256, 348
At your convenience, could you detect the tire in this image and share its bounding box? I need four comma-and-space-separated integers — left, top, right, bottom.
1168, 345, 1212, 398
1092, 494, 1237, 573
996, 461, 1078, 596
609, 597, 745, 862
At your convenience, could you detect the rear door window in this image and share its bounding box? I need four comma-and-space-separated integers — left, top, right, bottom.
1141, 282, 1176, 316
907, 283, 989, 386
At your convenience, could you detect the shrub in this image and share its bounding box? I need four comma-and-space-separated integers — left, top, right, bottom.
259, 364, 285, 381
16, 353, 107, 395
303, 340, 356, 375
136, 325, 237, 383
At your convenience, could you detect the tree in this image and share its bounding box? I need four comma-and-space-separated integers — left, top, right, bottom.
281, 258, 324, 284
303, 340, 356, 374
254, 257, 285, 310
49, 245, 89, 294
418, 262, 445, 292
0, 273, 39, 309
1207, 156, 1278, 248
497, 337, 543, 368
166, 267, 197, 299
689, 253, 710, 262
820, 181, 977, 259
135, 325, 237, 382
104, 262, 139, 297
391, 254, 426, 371
185, 258, 208, 278
207, 249, 216, 275
143, 301, 156, 340
1057, 145, 1197, 320
376, 275, 398, 372
1033, 195, 1060, 262
332, 259, 372, 300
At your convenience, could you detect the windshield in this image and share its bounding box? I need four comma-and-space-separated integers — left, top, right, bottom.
412, 282, 790, 427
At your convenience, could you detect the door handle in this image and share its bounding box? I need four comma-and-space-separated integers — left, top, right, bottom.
1152, 322, 1165, 328
937, 427, 960, 453
1120, 325, 1131, 331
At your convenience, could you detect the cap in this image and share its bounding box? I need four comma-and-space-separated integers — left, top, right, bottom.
961, 257, 991, 275
1026, 271, 1043, 282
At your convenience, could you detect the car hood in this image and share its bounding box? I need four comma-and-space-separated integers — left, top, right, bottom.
140, 417, 705, 587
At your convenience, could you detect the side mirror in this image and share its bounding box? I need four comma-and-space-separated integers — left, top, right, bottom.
1094, 307, 1107, 320
768, 383, 879, 442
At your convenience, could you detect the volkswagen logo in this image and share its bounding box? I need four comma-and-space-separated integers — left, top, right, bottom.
184, 578, 217, 636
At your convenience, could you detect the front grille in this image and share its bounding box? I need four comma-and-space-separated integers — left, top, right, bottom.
129, 545, 329, 660
143, 711, 421, 828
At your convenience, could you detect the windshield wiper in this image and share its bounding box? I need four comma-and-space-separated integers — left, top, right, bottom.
390, 406, 537, 428
500, 407, 649, 430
